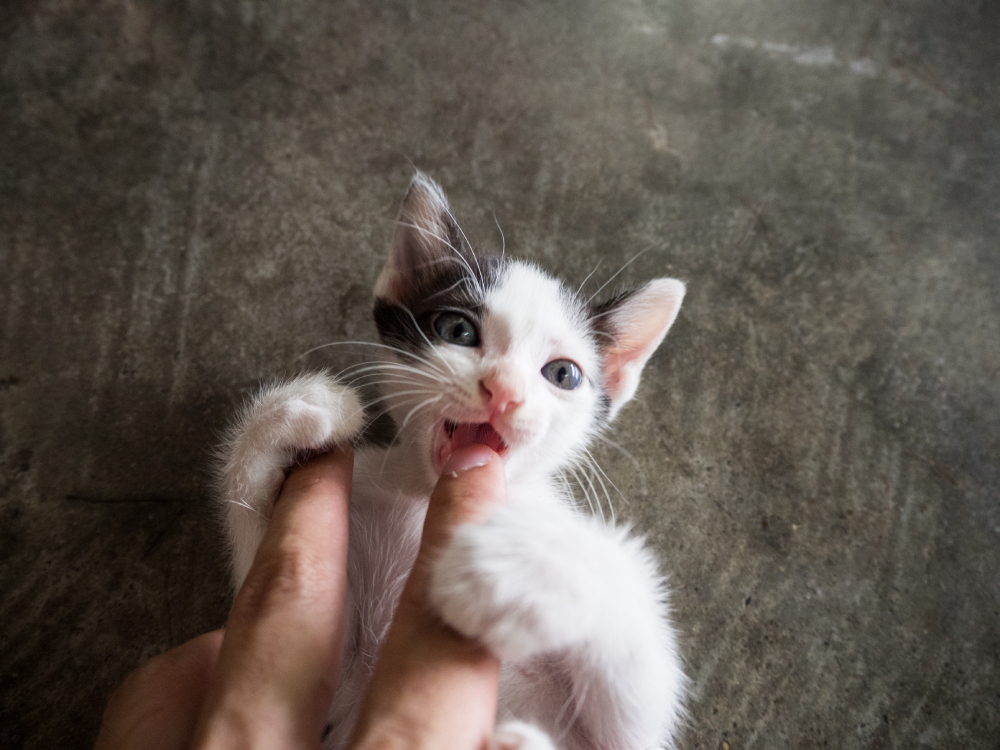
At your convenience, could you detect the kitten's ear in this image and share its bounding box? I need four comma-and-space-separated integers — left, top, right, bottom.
374, 173, 461, 304
594, 278, 685, 421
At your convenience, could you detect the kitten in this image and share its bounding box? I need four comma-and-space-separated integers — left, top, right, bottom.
218, 174, 688, 750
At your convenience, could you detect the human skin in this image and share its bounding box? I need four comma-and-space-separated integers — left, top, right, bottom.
94, 444, 506, 750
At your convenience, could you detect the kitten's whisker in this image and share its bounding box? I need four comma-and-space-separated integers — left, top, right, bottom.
446, 210, 485, 295
564, 677, 592, 741
559, 468, 582, 509
555, 470, 577, 509
349, 406, 396, 442
304, 341, 449, 378
395, 220, 462, 256
398, 393, 443, 433
586, 244, 656, 304
414, 255, 473, 272
342, 391, 437, 431
398, 305, 458, 376
348, 378, 435, 391
357, 390, 438, 431
577, 260, 602, 296
584, 447, 626, 506
588, 328, 621, 345
570, 458, 601, 518
424, 275, 477, 302
340, 343, 449, 376
228, 498, 268, 520
594, 433, 648, 496
341, 365, 438, 382
360, 389, 438, 411
340, 361, 444, 380
493, 211, 506, 263
411, 254, 486, 300
554, 669, 591, 741
566, 464, 598, 519
395, 218, 484, 296
577, 460, 608, 523
582, 452, 617, 525
339, 361, 451, 387
348, 390, 427, 432
449, 251, 485, 298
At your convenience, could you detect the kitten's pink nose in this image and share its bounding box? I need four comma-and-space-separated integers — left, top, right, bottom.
479, 374, 524, 416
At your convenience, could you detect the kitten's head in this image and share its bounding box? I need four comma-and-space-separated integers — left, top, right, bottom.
372, 174, 684, 484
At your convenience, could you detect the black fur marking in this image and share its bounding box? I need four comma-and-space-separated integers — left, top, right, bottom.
594, 390, 612, 423
373, 251, 507, 354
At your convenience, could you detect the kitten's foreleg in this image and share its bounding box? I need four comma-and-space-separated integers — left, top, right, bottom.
217, 372, 363, 588
430, 504, 686, 749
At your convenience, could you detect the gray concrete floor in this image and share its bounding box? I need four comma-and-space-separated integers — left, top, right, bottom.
2, 1, 998, 747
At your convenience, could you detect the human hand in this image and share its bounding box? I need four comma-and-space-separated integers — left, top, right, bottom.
346, 444, 506, 750
94, 444, 507, 750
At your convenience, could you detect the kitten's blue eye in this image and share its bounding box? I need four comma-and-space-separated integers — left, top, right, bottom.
433, 312, 479, 347
541, 359, 583, 390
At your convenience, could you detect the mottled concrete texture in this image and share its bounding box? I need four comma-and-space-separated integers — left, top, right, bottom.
1, 0, 998, 747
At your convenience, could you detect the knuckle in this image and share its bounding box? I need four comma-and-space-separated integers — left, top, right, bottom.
234, 543, 328, 620
281, 468, 327, 498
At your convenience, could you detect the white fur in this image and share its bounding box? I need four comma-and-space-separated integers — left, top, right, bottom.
492, 720, 559, 750
217, 176, 687, 750
217, 372, 364, 587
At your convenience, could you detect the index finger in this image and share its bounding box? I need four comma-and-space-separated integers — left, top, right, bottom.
192, 448, 353, 750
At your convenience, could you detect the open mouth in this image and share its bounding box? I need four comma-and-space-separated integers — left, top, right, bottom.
434, 420, 510, 473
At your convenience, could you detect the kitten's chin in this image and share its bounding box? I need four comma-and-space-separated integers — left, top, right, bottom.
432, 419, 510, 474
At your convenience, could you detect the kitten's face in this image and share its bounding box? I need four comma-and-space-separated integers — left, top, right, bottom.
379, 258, 605, 479
372, 175, 685, 484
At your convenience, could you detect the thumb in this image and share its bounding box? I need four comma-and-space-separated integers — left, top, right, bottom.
409, 444, 507, 592
346, 445, 506, 750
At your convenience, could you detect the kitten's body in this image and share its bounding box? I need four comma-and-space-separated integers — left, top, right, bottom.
219, 175, 687, 750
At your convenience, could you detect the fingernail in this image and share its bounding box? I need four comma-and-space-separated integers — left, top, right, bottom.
442, 444, 495, 477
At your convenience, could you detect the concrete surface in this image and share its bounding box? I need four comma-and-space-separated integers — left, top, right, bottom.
1, 0, 998, 747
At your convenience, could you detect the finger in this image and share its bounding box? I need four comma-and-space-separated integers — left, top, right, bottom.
192, 448, 353, 750
348, 445, 506, 750
95, 630, 224, 750
408, 443, 507, 593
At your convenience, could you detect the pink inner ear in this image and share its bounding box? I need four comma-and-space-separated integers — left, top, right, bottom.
603, 343, 643, 391
603, 333, 658, 398
601, 278, 685, 414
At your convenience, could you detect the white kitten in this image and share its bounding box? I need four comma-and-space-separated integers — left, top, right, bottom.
218, 174, 688, 750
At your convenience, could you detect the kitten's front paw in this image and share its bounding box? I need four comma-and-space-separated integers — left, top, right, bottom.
263, 372, 364, 453
429, 508, 595, 660
220, 373, 364, 588
221, 372, 364, 514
